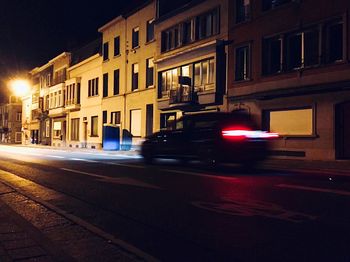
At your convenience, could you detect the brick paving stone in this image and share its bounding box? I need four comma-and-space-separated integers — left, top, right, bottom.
0, 223, 22, 234
1, 192, 28, 204
0, 255, 12, 262
2, 238, 37, 250
7, 246, 46, 260
17, 255, 55, 262
0, 232, 30, 241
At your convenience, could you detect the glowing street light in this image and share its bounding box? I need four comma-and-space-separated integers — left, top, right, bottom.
9, 79, 30, 97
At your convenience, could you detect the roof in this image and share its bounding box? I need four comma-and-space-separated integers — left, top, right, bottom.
71, 38, 102, 66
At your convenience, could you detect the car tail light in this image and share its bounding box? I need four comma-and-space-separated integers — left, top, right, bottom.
222, 126, 279, 140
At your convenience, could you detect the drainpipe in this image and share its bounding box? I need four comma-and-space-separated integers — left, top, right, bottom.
123, 17, 128, 150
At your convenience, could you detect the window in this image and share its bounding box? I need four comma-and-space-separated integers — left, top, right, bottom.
182, 20, 194, 45
15, 132, 21, 143
325, 20, 343, 63
160, 113, 176, 130
195, 9, 219, 40
45, 120, 50, 138
103, 73, 108, 97
130, 109, 141, 137
54, 68, 66, 84
161, 25, 181, 52
103, 42, 109, 61
262, 36, 282, 75
161, 9, 219, 52
53, 121, 61, 138
132, 63, 139, 91
262, 0, 292, 11
46, 74, 51, 87
111, 111, 121, 125
265, 108, 313, 136
88, 77, 99, 97
159, 58, 214, 99
103, 110, 107, 124
286, 28, 319, 70
114, 36, 120, 56
194, 59, 215, 91
132, 27, 139, 49
146, 19, 155, 42
113, 69, 120, 95
236, 0, 250, 23
235, 45, 250, 81
16, 112, 22, 122
71, 118, 79, 141
146, 58, 154, 88
91, 116, 98, 137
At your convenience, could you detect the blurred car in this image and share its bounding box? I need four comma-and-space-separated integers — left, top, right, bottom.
141, 112, 278, 166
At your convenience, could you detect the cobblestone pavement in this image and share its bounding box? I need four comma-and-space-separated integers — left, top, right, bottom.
0, 182, 148, 262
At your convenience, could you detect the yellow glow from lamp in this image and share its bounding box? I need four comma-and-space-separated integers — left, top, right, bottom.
10, 79, 30, 97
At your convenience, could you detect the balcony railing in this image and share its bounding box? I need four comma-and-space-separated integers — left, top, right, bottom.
169, 87, 195, 104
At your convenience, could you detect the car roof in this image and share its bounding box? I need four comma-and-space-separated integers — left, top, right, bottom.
182, 112, 251, 121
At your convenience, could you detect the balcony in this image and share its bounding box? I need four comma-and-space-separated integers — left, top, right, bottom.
169, 87, 194, 104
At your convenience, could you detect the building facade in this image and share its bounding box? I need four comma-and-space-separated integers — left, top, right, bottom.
0, 96, 22, 144
154, 0, 230, 128
99, 0, 159, 148
66, 40, 103, 149
227, 0, 350, 160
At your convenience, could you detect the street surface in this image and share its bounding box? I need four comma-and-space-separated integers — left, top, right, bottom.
0, 145, 349, 261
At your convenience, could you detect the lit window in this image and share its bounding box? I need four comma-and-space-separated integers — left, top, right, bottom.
266, 108, 313, 136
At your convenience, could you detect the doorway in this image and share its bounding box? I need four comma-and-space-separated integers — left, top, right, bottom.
335, 101, 350, 159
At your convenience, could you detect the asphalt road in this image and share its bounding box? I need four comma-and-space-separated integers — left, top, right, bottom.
0, 145, 349, 262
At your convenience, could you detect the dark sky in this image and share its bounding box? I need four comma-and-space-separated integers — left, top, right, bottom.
0, 0, 147, 99
0, 0, 193, 101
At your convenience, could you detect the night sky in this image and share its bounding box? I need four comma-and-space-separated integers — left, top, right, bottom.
0, 0, 191, 101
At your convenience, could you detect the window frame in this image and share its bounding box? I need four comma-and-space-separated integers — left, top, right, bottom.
71, 118, 80, 141
263, 106, 316, 138
103, 42, 109, 61
234, 44, 251, 82
146, 19, 155, 42
132, 63, 139, 91
103, 73, 108, 98
114, 36, 120, 57
91, 116, 98, 137
132, 26, 140, 49
146, 58, 154, 88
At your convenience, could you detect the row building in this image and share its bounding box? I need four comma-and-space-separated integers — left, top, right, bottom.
22, 0, 350, 161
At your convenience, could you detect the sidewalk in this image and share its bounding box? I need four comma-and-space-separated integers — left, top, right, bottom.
262, 158, 350, 177
0, 183, 71, 262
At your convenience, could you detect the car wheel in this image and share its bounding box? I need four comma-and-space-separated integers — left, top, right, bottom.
141, 145, 154, 165
199, 148, 218, 168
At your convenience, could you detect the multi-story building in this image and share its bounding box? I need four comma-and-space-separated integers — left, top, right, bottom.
154, 0, 229, 128
28, 52, 71, 146
0, 96, 22, 144
98, 0, 159, 148
227, 0, 350, 160
48, 53, 71, 147
65, 39, 102, 149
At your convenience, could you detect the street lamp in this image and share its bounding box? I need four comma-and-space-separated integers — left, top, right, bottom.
9, 79, 30, 97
